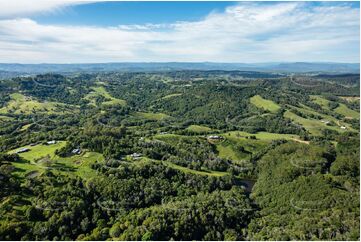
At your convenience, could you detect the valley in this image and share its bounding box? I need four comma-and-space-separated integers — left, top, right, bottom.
0, 70, 359, 240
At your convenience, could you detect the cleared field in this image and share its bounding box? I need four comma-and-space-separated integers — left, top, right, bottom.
135, 111, 171, 120
293, 105, 354, 129
311, 95, 359, 119
161, 160, 227, 177
9, 159, 42, 178
311, 95, 330, 109
155, 132, 272, 162
0, 93, 72, 115
161, 93, 182, 99
7, 141, 66, 177
224, 131, 300, 141
20, 124, 32, 131
216, 143, 247, 161
8, 142, 104, 179
186, 125, 212, 133
334, 104, 359, 119
284, 110, 351, 136
8, 141, 67, 161
339, 96, 360, 102
154, 133, 198, 144
56, 151, 104, 179
216, 132, 270, 162
250, 95, 280, 113
84, 86, 126, 106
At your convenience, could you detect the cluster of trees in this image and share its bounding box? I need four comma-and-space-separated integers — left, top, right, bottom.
0, 71, 359, 240
1, 157, 253, 240
248, 133, 359, 240
1, 133, 358, 240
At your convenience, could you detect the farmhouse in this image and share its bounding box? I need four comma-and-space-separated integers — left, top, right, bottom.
72, 148, 81, 155
47, 140, 56, 145
130, 153, 142, 160
208, 135, 223, 140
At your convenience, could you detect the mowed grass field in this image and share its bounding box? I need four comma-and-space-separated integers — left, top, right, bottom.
311, 95, 330, 110
216, 143, 245, 161
135, 111, 171, 120
7, 142, 104, 179
186, 125, 212, 133
224, 131, 301, 141
8, 141, 67, 161
161, 160, 227, 177
339, 96, 360, 102
84, 86, 126, 106
56, 152, 103, 179
311, 95, 359, 119
161, 93, 182, 99
334, 104, 359, 119
216, 131, 303, 162
154, 133, 202, 143
250, 95, 280, 113
292, 104, 355, 131
0, 93, 73, 115
284, 110, 351, 136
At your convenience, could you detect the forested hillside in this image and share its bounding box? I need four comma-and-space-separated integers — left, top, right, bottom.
0, 71, 359, 240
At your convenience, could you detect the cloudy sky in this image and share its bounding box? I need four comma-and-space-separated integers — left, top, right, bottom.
0, 1, 359, 63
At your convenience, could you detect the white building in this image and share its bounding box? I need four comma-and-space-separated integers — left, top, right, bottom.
208, 135, 223, 140
72, 148, 81, 155
16, 148, 30, 154
130, 153, 142, 159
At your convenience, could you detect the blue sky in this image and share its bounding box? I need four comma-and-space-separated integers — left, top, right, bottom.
0, 1, 359, 63
33, 2, 234, 26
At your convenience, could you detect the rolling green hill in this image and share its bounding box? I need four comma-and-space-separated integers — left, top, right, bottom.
0, 71, 359, 241
250, 95, 281, 113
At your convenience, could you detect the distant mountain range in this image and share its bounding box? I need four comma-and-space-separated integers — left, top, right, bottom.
0, 62, 359, 75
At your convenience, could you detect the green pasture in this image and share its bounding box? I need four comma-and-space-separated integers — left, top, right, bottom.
135, 112, 171, 120
186, 125, 212, 133
84, 86, 126, 106
0, 93, 73, 115
7, 142, 103, 179
250, 95, 280, 113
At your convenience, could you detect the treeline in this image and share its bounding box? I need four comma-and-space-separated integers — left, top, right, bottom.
0, 159, 254, 240
249, 133, 360, 240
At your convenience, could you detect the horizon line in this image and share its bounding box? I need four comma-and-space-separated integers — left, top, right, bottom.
0, 61, 360, 65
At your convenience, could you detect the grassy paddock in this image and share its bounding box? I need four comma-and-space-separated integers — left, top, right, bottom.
224, 131, 300, 141
0, 93, 74, 115
161, 93, 182, 99
338, 96, 360, 102
186, 125, 212, 133
135, 112, 171, 120
334, 104, 359, 119
7, 142, 103, 179
250, 95, 280, 113
161, 160, 227, 177
84, 86, 126, 106
310, 95, 330, 110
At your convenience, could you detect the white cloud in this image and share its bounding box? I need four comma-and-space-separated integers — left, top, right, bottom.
0, 2, 359, 63
0, 0, 92, 18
